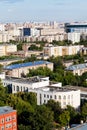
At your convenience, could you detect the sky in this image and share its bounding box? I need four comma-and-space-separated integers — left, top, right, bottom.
0, 0, 87, 23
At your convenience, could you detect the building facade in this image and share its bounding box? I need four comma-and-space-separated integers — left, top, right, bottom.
2, 76, 50, 93
65, 23, 87, 33
65, 63, 87, 76
0, 44, 17, 56
4, 61, 53, 78
44, 45, 83, 57
2, 75, 80, 109
34, 86, 80, 109
0, 106, 17, 130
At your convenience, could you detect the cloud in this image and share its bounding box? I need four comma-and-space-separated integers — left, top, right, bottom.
0, 0, 24, 3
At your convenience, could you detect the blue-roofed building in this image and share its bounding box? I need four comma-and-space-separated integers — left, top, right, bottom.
65, 63, 87, 75
4, 60, 53, 78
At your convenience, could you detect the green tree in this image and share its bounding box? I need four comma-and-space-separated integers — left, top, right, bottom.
58, 110, 70, 127
46, 100, 62, 122
32, 105, 54, 130
81, 103, 87, 121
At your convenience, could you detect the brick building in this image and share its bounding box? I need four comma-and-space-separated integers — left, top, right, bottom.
0, 106, 17, 130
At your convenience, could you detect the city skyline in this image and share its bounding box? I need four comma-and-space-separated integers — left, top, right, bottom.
0, 0, 87, 22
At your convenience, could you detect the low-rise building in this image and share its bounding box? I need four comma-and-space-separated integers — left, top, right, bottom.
4, 60, 53, 78
65, 63, 87, 75
33, 86, 80, 109
0, 106, 17, 130
2, 76, 51, 93
0, 44, 17, 56
2, 75, 80, 109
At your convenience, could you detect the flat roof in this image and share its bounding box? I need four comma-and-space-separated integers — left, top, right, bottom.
0, 106, 16, 115
36, 86, 79, 92
4, 60, 52, 70
3, 76, 48, 84
66, 63, 87, 71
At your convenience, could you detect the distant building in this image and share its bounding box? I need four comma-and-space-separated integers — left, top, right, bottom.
65, 63, 87, 75
80, 47, 87, 55
22, 28, 40, 37
0, 106, 17, 130
4, 60, 53, 78
65, 23, 87, 33
44, 45, 83, 57
0, 44, 17, 56
68, 32, 80, 44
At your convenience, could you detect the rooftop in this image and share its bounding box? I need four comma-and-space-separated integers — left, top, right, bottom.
36, 86, 79, 92
4, 60, 52, 70
0, 106, 16, 115
3, 76, 49, 84
66, 63, 87, 71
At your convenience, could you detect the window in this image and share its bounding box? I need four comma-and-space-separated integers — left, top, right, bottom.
44, 100, 46, 104
23, 87, 25, 92
12, 115, 16, 120
13, 122, 16, 127
59, 95, 61, 99
63, 95, 66, 99
54, 95, 57, 99
63, 102, 66, 105
50, 95, 52, 99
1, 126, 4, 130
68, 102, 70, 105
9, 116, 11, 121
44, 94, 46, 98
1, 119, 4, 124
13, 85, 15, 91
16, 86, 19, 92
47, 95, 49, 98
21, 86, 22, 91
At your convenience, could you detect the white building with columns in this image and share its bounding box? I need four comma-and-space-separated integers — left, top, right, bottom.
2, 75, 80, 109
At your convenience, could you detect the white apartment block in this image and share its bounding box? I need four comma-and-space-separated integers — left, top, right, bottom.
68, 32, 80, 44
40, 28, 64, 36
0, 32, 14, 43
44, 45, 84, 57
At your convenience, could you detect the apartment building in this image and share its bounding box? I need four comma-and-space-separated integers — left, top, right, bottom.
0, 106, 17, 130
0, 44, 17, 56
44, 45, 84, 57
0, 32, 14, 43
65, 63, 87, 76
68, 32, 80, 44
80, 47, 87, 55
40, 28, 64, 36
4, 60, 53, 78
